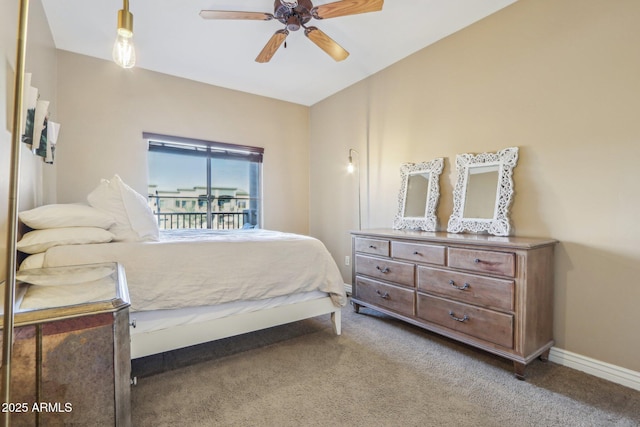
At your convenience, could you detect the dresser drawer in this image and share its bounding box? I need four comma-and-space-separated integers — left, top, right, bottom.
355, 255, 415, 287
417, 266, 515, 312
417, 294, 513, 349
355, 277, 415, 316
391, 241, 445, 265
354, 237, 390, 256
448, 247, 515, 277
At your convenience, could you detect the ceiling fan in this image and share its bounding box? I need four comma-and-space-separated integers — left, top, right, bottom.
199, 0, 384, 63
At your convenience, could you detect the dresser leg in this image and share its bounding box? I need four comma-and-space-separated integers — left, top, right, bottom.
351, 301, 361, 314
513, 362, 526, 381
539, 348, 551, 362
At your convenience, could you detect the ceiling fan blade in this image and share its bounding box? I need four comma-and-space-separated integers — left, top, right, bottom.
199, 10, 274, 21
304, 27, 349, 62
312, 0, 383, 19
255, 30, 289, 63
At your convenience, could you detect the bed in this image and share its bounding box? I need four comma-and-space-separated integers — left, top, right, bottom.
15, 177, 347, 359
36, 228, 347, 358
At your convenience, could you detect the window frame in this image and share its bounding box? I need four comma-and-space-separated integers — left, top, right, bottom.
144, 132, 264, 229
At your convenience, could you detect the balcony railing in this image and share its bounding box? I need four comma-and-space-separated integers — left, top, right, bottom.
153, 212, 247, 230
148, 195, 257, 230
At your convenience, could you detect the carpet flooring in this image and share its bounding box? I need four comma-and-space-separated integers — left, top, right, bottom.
130, 302, 640, 426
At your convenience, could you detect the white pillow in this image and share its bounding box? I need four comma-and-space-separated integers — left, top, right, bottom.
16, 264, 115, 286
19, 253, 45, 270
87, 175, 159, 242
19, 203, 116, 230
16, 227, 115, 254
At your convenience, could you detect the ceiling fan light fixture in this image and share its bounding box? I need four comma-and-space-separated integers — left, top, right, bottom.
113, 0, 136, 68
285, 15, 301, 32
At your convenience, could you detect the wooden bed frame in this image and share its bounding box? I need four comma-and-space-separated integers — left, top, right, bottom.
129, 296, 342, 359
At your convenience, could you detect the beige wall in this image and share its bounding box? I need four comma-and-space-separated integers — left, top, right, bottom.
310, 0, 640, 372
0, 0, 57, 280
55, 52, 310, 234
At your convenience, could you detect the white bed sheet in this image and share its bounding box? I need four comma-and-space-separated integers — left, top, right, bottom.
41, 229, 347, 312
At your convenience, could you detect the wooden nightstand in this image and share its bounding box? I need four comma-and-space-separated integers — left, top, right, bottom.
1, 262, 131, 426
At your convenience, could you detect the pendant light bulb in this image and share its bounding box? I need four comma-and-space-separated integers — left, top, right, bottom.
113, 1, 136, 68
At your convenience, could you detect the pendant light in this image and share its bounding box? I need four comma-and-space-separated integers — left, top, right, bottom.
113, 0, 136, 68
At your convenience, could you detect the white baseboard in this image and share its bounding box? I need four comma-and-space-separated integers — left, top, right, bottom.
344, 283, 352, 295
549, 347, 640, 391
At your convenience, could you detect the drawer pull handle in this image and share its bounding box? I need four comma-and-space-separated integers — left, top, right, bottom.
474, 258, 481, 263
413, 251, 420, 255
449, 311, 469, 323
369, 245, 377, 249
376, 290, 390, 299
449, 280, 469, 291
376, 266, 390, 273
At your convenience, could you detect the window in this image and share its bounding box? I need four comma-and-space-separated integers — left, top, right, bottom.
145, 133, 263, 230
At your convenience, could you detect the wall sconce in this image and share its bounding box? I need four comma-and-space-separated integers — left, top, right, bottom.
347, 148, 361, 230
347, 149, 356, 174
113, 0, 136, 68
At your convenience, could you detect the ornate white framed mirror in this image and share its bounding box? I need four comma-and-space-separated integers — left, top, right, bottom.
447, 147, 519, 236
392, 158, 444, 231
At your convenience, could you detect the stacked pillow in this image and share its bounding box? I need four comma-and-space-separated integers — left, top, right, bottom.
86, 174, 159, 242
17, 174, 160, 270
17, 203, 117, 269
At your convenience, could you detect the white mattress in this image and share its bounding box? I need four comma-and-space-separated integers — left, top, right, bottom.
130, 290, 327, 335
41, 229, 347, 312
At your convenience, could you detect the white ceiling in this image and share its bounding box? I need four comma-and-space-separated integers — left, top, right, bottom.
41, 0, 517, 106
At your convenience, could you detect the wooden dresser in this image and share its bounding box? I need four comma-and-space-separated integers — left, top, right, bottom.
351, 229, 556, 379
1, 262, 131, 426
